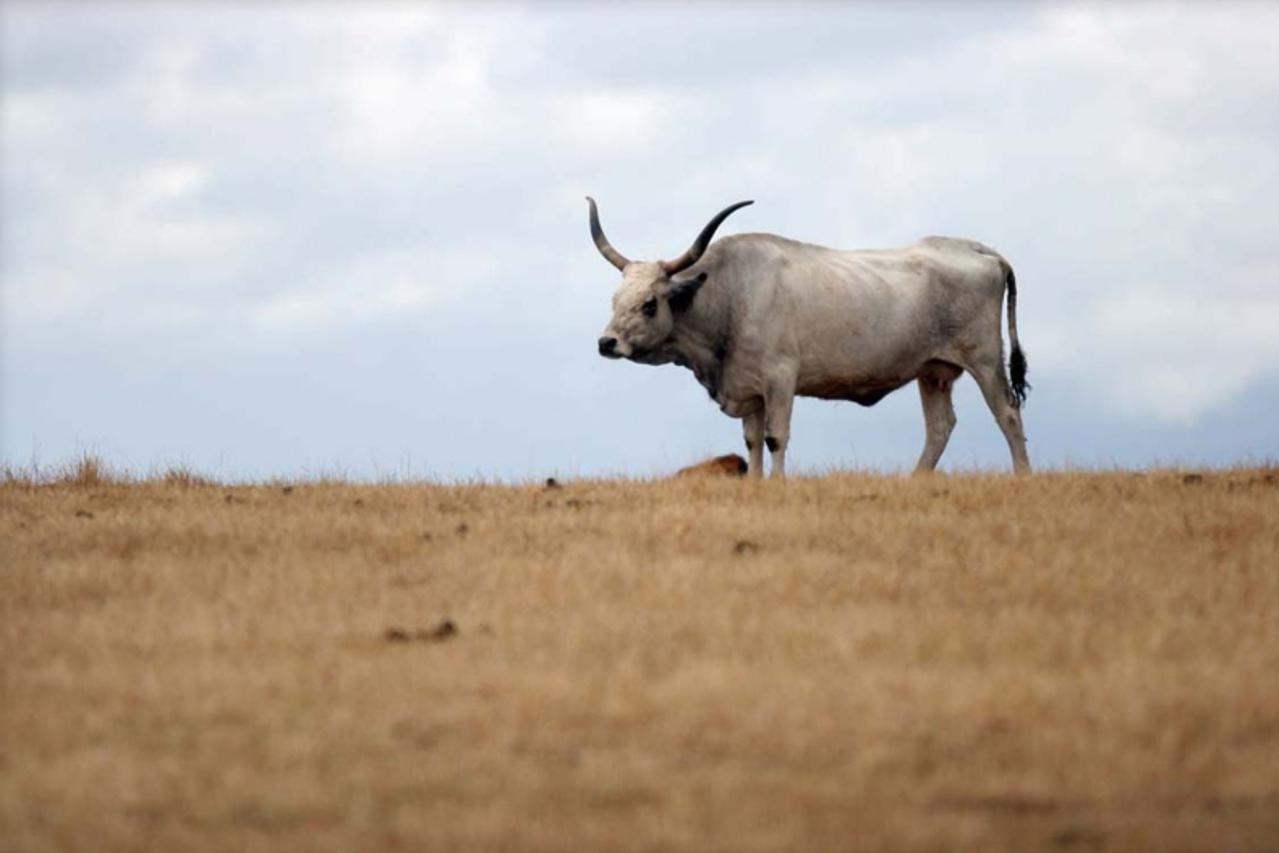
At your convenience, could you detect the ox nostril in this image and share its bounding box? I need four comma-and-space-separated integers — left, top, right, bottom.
598, 336, 617, 356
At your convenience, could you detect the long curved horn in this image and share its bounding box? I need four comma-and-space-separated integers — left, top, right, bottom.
661, 200, 754, 275
586, 196, 630, 271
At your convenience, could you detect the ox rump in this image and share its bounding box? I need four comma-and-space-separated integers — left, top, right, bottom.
588, 198, 1031, 479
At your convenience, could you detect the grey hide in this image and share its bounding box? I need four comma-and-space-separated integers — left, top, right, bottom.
590, 198, 1031, 478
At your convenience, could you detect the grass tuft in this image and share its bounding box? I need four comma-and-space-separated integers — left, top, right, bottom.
54, 453, 121, 488
160, 466, 218, 488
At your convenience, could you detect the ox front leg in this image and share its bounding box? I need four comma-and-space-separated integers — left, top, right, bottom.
742, 408, 765, 479
763, 380, 796, 479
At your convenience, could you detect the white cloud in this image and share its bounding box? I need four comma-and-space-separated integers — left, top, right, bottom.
3, 2, 1278, 474
551, 89, 690, 153
138, 162, 209, 201
1087, 289, 1279, 424
333, 34, 495, 163
249, 246, 497, 335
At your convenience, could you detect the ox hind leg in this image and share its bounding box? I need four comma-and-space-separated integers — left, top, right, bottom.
965, 352, 1031, 474
914, 361, 962, 473
742, 408, 765, 479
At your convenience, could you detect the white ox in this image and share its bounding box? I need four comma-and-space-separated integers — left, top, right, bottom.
590, 198, 1031, 479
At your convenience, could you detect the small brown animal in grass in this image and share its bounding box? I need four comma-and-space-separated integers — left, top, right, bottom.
676, 454, 749, 478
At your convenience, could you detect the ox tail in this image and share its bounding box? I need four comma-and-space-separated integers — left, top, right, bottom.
1005, 264, 1030, 408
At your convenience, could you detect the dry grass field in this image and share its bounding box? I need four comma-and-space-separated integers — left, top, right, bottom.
3, 461, 1279, 852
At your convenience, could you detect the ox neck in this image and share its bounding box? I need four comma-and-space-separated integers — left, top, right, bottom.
664, 268, 731, 382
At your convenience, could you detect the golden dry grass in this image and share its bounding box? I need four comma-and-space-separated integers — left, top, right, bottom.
3, 463, 1279, 852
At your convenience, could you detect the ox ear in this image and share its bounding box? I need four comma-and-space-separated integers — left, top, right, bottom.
668, 272, 707, 313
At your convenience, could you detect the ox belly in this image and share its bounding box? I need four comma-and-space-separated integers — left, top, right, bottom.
799, 376, 912, 407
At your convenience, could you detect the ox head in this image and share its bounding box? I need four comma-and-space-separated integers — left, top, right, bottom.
589, 197, 753, 361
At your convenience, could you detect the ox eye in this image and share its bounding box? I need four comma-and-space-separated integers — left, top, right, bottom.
642, 297, 658, 318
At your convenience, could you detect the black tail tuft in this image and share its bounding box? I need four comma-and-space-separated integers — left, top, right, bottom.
1009, 343, 1030, 408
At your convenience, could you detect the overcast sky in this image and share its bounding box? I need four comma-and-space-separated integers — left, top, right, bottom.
3, 2, 1277, 480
